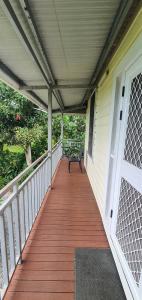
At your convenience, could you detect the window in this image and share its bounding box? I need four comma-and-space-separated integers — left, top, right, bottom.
88, 93, 95, 156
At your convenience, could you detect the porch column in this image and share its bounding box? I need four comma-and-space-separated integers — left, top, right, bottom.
48, 88, 52, 187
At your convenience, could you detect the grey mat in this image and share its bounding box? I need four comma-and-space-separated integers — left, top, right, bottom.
75, 248, 126, 300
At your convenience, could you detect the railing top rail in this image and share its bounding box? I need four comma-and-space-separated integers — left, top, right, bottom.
63, 139, 84, 143
0, 140, 61, 199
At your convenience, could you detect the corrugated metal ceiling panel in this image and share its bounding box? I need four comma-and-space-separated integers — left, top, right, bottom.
0, 0, 121, 111
31, 0, 120, 82
0, 9, 44, 83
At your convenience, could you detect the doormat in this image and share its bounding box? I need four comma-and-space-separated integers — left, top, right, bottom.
75, 248, 126, 300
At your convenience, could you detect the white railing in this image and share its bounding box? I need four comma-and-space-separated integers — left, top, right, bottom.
0, 141, 62, 298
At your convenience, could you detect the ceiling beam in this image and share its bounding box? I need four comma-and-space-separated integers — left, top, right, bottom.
20, 84, 94, 90
23, 0, 64, 110
53, 104, 86, 114
0, 0, 63, 111
81, 0, 141, 105
0, 60, 49, 110
0, 60, 86, 114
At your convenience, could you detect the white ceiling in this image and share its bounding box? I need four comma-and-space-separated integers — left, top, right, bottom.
0, 0, 121, 112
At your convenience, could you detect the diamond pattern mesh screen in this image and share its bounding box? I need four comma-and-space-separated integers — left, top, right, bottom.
116, 178, 142, 285
124, 72, 142, 169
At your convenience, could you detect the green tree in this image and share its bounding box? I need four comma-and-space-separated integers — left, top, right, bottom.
15, 125, 44, 165
52, 114, 85, 142
0, 81, 48, 164
0, 81, 86, 189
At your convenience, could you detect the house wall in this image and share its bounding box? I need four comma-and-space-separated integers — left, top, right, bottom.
85, 8, 142, 217
84, 8, 142, 300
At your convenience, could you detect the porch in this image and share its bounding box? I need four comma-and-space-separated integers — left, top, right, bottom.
0, 1, 142, 299
4, 158, 109, 300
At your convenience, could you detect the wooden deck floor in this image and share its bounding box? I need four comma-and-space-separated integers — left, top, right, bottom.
4, 159, 109, 300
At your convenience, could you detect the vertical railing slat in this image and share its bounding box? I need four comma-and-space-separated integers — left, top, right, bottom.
6, 205, 15, 273
0, 215, 9, 288
31, 177, 35, 222
13, 196, 21, 262
42, 165, 44, 200
28, 180, 32, 231
24, 185, 29, 238
45, 161, 47, 194
38, 170, 40, 210
34, 174, 37, 216
19, 190, 26, 247
40, 168, 42, 204
12, 185, 21, 262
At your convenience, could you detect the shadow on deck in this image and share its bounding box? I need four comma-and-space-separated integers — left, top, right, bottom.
4, 159, 109, 300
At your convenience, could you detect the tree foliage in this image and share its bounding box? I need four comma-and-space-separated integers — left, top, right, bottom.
0, 81, 86, 188
52, 114, 85, 143
15, 125, 44, 151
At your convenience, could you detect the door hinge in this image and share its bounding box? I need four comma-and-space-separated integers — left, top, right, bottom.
119, 110, 123, 120
110, 209, 113, 218
122, 86, 125, 97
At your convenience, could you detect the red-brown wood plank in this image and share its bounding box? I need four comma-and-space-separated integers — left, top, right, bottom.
17, 261, 73, 271
4, 160, 109, 300
9, 280, 74, 293
5, 292, 74, 300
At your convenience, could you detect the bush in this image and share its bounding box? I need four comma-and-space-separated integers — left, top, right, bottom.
32, 137, 47, 161
0, 150, 26, 189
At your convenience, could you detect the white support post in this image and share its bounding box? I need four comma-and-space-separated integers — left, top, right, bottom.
48, 88, 52, 187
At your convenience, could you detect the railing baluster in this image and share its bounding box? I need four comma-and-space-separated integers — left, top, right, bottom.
19, 190, 26, 247
24, 185, 29, 238
44, 161, 47, 194
13, 196, 21, 262
45, 162, 47, 193
31, 177, 35, 222
41, 166, 43, 197
35, 173, 38, 215
12, 185, 21, 262
39, 167, 42, 203
37, 171, 40, 211
43, 164, 45, 196
36, 171, 39, 211
6, 205, 15, 274
28, 180, 32, 230
41, 166, 43, 202
36, 172, 39, 212
0, 215, 9, 288
47, 158, 50, 189
45, 159, 48, 191
42, 165, 44, 199
38, 170, 40, 207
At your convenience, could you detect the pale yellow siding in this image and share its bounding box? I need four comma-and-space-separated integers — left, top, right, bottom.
85, 8, 142, 216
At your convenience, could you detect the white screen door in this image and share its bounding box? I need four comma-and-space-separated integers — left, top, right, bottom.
111, 56, 142, 300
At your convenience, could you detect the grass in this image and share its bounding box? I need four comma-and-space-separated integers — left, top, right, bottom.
3, 144, 24, 153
